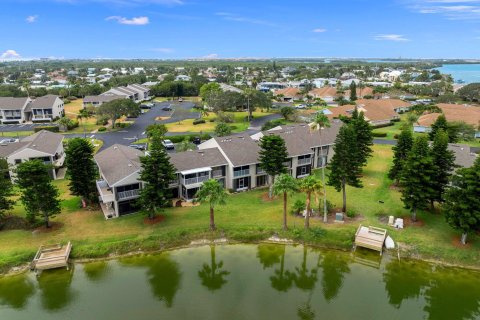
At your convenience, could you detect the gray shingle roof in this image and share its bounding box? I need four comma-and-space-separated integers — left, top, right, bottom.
84, 95, 125, 103
29, 95, 60, 109
0, 97, 30, 110
95, 144, 144, 186
21, 130, 64, 155
448, 144, 477, 168
0, 130, 63, 158
169, 148, 228, 172
214, 134, 261, 167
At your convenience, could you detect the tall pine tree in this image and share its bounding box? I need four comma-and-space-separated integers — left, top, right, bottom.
327, 124, 362, 212
258, 135, 288, 198
0, 159, 15, 219
349, 81, 357, 101
351, 107, 373, 167
429, 129, 455, 210
138, 134, 176, 219
428, 114, 448, 141
443, 157, 480, 245
400, 136, 435, 222
16, 160, 61, 228
388, 127, 414, 184
65, 138, 98, 204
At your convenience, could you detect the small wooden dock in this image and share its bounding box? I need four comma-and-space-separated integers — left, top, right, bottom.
32, 242, 72, 272
354, 225, 387, 255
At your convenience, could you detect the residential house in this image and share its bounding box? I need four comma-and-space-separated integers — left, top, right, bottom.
0, 97, 31, 124
83, 95, 126, 108
95, 144, 145, 218
414, 103, 480, 137
309, 87, 338, 103
327, 98, 409, 126
26, 95, 64, 122
274, 87, 303, 102
0, 130, 65, 180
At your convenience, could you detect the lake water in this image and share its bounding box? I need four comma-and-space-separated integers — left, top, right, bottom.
0, 244, 479, 320
435, 64, 480, 84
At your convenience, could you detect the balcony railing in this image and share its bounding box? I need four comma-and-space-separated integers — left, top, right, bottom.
96, 180, 115, 203
283, 161, 291, 168
117, 189, 140, 201
212, 170, 224, 178
184, 175, 209, 185
233, 169, 250, 177
297, 158, 312, 166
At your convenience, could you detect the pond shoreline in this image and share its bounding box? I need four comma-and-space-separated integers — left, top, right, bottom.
2, 235, 480, 278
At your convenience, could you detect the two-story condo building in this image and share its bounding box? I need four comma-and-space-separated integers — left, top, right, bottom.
0, 130, 65, 180
95, 144, 145, 219
83, 83, 150, 108
0, 97, 31, 124
0, 96, 64, 124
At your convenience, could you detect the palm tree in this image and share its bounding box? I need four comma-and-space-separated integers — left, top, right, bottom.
309, 112, 331, 223
273, 174, 298, 230
195, 179, 227, 230
299, 175, 323, 229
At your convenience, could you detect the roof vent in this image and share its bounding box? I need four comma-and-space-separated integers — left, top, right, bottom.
128, 163, 133, 167
113, 146, 118, 150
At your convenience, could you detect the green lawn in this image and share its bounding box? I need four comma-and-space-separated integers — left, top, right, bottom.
0, 131, 34, 138
0, 145, 478, 273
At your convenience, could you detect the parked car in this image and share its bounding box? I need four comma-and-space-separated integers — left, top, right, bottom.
0, 138, 19, 144
129, 143, 148, 151
162, 139, 175, 150
295, 104, 306, 109
192, 137, 201, 145
178, 97, 183, 102
140, 103, 153, 109
162, 105, 173, 111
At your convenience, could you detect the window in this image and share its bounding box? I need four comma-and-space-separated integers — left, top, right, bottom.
296, 165, 311, 178
256, 175, 267, 187
14, 159, 22, 164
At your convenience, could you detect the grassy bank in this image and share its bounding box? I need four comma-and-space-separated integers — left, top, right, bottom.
0, 145, 478, 274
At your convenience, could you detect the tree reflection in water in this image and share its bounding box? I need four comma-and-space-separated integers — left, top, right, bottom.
0, 275, 35, 309
319, 251, 350, 302
198, 245, 230, 291
37, 268, 75, 311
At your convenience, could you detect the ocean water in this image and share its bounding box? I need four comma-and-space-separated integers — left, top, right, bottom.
435, 64, 480, 83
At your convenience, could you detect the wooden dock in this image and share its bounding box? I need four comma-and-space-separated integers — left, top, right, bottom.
32, 242, 72, 271
354, 225, 387, 255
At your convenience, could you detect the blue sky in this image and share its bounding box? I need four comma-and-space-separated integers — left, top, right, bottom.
1, 0, 480, 59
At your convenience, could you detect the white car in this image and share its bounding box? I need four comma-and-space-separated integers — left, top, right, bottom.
162, 139, 175, 150
0, 138, 19, 144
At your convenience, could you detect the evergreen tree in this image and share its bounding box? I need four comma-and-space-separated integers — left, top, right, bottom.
349, 81, 357, 101
443, 158, 480, 245
388, 127, 414, 184
0, 159, 15, 219
429, 114, 448, 141
138, 134, 176, 219
327, 124, 362, 212
258, 135, 288, 198
400, 136, 436, 222
16, 160, 61, 228
351, 107, 373, 167
429, 129, 456, 210
65, 138, 98, 203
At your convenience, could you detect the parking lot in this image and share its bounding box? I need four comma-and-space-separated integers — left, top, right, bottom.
0, 122, 58, 132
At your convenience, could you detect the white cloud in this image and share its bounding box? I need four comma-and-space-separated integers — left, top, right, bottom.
152, 48, 174, 53
26, 15, 39, 23
106, 16, 149, 25
374, 34, 410, 41
215, 12, 276, 27
1, 50, 21, 60
312, 28, 327, 33
409, 0, 480, 20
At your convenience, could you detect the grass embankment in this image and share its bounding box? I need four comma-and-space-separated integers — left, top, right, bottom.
0, 145, 478, 273
0, 131, 34, 138
165, 109, 275, 133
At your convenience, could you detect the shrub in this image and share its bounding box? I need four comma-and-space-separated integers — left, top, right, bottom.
372, 132, 387, 138
193, 119, 206, 125
67, 96, 77, 101
291, 199, 306, 215
68, 119, 79, 130
34, 126, 59, 133
215, 122, 232, 137
372, 122, 393, 129
98, 127, 107, 132
63, 99, 71, 104
393, 134, 399, 139
326, 200, 335, 213
346, 209, 356, 218
115, 122, 129, 129
96, 115, 109, 126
